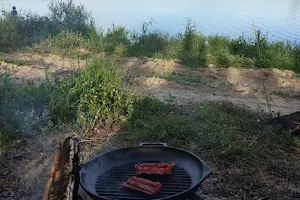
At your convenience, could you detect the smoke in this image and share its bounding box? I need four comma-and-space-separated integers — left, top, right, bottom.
0, 73, 51, 136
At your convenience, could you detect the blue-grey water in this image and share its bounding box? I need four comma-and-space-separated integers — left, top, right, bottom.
1, 0, 300, 41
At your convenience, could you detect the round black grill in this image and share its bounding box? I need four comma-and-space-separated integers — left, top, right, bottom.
95, 162, 192, 200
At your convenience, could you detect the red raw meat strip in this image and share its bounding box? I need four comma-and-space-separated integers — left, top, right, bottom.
135, 162, 175, 175
123, 176, 162, 195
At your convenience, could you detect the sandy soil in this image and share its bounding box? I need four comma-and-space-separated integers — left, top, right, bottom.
130, 58, 300, 115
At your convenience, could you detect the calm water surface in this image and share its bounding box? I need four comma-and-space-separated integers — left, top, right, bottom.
1, 0, 300, 41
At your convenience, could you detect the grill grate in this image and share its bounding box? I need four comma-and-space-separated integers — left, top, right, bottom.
95, 162, 192, 200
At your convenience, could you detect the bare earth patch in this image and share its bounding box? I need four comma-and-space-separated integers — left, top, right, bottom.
130, 58, 300, 115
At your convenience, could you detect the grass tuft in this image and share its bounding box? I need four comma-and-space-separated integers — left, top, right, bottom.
270, 90, 291, 98
50, 58, 136, 135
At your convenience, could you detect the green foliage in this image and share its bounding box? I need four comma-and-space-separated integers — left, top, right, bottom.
206, 35, 231, 67
50, 58, 136, 132
163, 36, 182, 59
52, 30, 84, 55
87, 25, 104, 53
179, 20, 206, 67
293, 44, 300, 72
0, 13, 23, 52
128, 21, 169, 57
48, 0, 92, 36
0, 0, 91, 52
104, 25, 130, 53
229, 30, 295, 69
20, 13, 54, 45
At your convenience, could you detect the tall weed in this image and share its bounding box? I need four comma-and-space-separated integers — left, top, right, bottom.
179, 20, 206, 67
50, 58, 135, 134
206, 35, 231, 67
128, 21, 169, 57
87, 25, 104, 53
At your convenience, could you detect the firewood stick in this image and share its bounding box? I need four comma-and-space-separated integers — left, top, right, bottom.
42, 147, 61, 200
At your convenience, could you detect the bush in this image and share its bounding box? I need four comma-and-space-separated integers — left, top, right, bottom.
87, 25, 104, 53
53, 30, 84, 54
206, 35, 231, 66
128, 21, 169, 57
20, 13, 54, 45
104, 25, 130, 53
48, 0, 92, 36
163, 35, 182, 59
293, 44, 300, 72
50, 58, 136, 133
229, 35, 256, 59
179, 20, 206, 67
0, 14, 23, 52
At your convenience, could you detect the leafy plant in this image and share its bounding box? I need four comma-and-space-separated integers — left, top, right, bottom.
104, 25, 130, 53
0, 13, 23, 52
48, 0, 92, 36
179, 19, 206, 67
50, 58, 136, 136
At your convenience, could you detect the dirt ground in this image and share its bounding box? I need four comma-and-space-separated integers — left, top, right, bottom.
129, 58, 300, 115
1, 52, 300, 200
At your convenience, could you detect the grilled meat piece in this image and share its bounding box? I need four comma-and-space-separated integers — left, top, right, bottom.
123, 176, 162, 195
135, 162, 175, 175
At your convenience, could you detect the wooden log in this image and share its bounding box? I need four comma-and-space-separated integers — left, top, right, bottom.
42, 137, 80, 200
42, 147, 61, 200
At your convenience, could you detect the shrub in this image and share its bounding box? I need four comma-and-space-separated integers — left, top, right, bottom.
163, 35, 182, 59
20, 13, 54, 45
128, 21, 169, 57
87, 24, 104, 53
50, 58, 136, 133
179, 20, 206, 67
293, 44, 300, 72
52, 30, 84, 54
48, 0, 92, 36
0, 13, 23, 52
206, 35, 231, 66
104, 25, 130, 53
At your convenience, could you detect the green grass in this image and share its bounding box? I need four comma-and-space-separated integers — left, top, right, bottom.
158, 72, 207, 86
118, 97, 297, 159
270, 90, 291, 98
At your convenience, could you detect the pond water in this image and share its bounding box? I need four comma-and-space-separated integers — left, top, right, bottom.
1, 0, 300, 41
